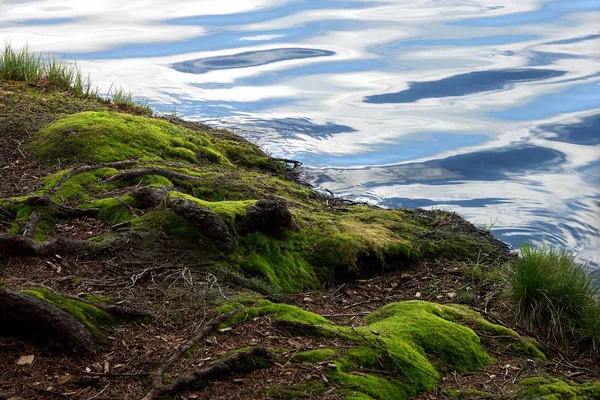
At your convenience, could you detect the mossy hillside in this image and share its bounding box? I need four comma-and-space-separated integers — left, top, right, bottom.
223, 300, 540, 399
517, 377, 600, 399
13, 103, 509, 293
22, 287, 116, 334
29, 111, 280, 171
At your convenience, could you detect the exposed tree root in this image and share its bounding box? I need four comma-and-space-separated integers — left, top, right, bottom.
23, 196, 100, 218
0, 233, 97, 258
141, 309, 247, 400
0, 287, 97, 354
142, 345, 275, 400
103, 167, 202, 184
273, 320, 339, 337
167, 197, 237, 253
23, 283, 154, 321
129, 186, 167, 209
46, 160, 138, 195
0, 206, 14, 220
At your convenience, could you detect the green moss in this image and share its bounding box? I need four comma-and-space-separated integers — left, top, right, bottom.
518, 377, 600, 399
443, 304, 546, 360
80, 196, 133, 225
22, 287, 115, 334
130, 210, 205, 243
290, 348, 338, 363
222, 300, 334, 327
168, 191, 254, 230
41, 167, 118, 203
221, 300, 524, 400
2, 201, 57, 241
237, 233, 319, 292
29, 111, 217, 164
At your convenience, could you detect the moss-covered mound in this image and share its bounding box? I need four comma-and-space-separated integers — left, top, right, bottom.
223, 300, 544, 400
0, 106, 510, 293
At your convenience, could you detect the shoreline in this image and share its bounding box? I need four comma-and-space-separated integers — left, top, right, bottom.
0, 72, 598, 399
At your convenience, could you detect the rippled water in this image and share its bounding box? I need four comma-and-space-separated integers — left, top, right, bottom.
2, 0, 599, 267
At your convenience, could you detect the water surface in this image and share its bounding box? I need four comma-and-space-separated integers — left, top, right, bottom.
2, 0, 599, 266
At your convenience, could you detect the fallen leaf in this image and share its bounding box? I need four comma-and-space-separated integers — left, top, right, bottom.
415, 292, 422, 298
17, 355, 35, 365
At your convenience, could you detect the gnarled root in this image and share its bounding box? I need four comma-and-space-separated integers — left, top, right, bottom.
0, 288, 96, 354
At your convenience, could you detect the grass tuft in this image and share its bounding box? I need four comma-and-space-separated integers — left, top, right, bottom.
1, 43, 150, 114
1, 42, 97, 97
504, 243, 600, 345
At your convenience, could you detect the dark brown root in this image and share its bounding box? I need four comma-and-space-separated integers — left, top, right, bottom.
0, 233, 97, 258
273, 320, 338, 337
23, 196, 100, 218
237, 199, 293, 237
23, 283, 154, 321
0, 287, 97, 354
129, 186, 167, 209
141, 309, 244, 400
103, 167, 202, 184
166, 197, 237, 253
141, 347, 275, 400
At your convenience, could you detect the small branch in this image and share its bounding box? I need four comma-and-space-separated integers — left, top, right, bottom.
270, 157, 303, 169
141, 309, 245, 400
151, 310, 239, 387
22, 211, 41, 237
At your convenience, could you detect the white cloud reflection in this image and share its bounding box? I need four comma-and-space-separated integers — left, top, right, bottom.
1, 0, 599, 265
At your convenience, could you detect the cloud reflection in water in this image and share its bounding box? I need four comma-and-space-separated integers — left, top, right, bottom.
1, 0, 599, 266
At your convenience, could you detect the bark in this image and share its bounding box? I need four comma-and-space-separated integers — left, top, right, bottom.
141, 347, 274, 400
129, 186, 166, 209
0, 288, 96, 354
21, 211, 41, 238
23, 196, 100, 218
0, 234, 96, 258
237, 199, 293, 237
167, 197, 237, 253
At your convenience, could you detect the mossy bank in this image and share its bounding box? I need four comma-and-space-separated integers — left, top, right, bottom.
1, 77, 598, 400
